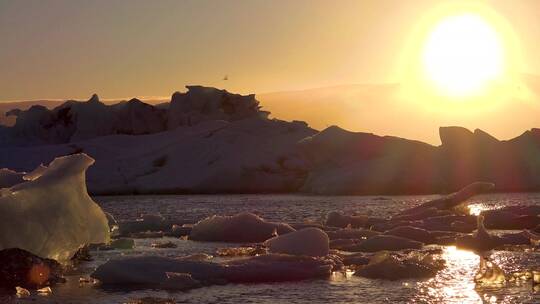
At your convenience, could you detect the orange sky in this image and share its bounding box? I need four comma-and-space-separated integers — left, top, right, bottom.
1, 0, 540, 144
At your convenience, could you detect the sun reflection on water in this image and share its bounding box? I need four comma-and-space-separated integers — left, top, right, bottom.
468, 203, 487, 216
414, 246, 482, 303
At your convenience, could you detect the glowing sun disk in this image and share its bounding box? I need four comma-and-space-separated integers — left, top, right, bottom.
422, 14, 504, 97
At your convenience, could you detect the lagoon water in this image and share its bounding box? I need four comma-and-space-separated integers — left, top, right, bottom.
3, 193, 540, 304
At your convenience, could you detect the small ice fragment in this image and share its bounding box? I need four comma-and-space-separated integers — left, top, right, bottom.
474, 256, 506, 285
79, 277, 92, 284
533, 270, 540, 284
216, 246, 265, 257
15, 286, 30, 298
265, 227, 329, 257
37, 286, 52, 295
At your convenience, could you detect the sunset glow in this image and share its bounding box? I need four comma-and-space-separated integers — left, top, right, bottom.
422, 14, 504, 97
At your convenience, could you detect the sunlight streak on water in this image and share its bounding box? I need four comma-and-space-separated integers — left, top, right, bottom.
415, 246, 482, 303
468, 203, 487, 216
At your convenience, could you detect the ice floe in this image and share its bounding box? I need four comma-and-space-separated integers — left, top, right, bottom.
189, 212, 295, 242
265, 228, 329, 257
91, 254, 335, 290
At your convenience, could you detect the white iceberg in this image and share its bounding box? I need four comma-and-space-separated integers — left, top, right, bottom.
0, 153, 110, 261
189, 212, 295, 243
265, 227, 330, 257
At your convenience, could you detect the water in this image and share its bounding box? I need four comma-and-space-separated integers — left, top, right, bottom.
3, 193, 540, 304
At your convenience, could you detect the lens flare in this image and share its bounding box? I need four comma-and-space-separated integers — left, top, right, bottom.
422, 13, 504, 97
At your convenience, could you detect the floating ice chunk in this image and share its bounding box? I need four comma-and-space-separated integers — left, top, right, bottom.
265, 228, 329, 257
118, 213, 170, 236
91, 253, 334, 290
474, 256, 506, 285
0, 154, 110, 261
15, 286, 30, 298
355, 251, 445, 280
533, 270, 540, 284
223, 254, 335, 283
36, 286, 52, 295
189, 212, 295, 242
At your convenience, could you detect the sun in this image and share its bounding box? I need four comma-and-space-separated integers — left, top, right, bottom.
421, 13, 505, 97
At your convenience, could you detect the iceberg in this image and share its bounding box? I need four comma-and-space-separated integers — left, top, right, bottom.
0, 154, 110, 261
265, 228, 330, 257
189, 212, 295, 242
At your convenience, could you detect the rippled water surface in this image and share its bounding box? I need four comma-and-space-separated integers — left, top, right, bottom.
4, 193, 540, 304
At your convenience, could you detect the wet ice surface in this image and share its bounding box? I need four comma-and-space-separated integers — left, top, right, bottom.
3, 193, 540, 304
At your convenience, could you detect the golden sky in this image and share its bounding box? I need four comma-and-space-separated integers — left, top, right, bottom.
1, 0, 539, 143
